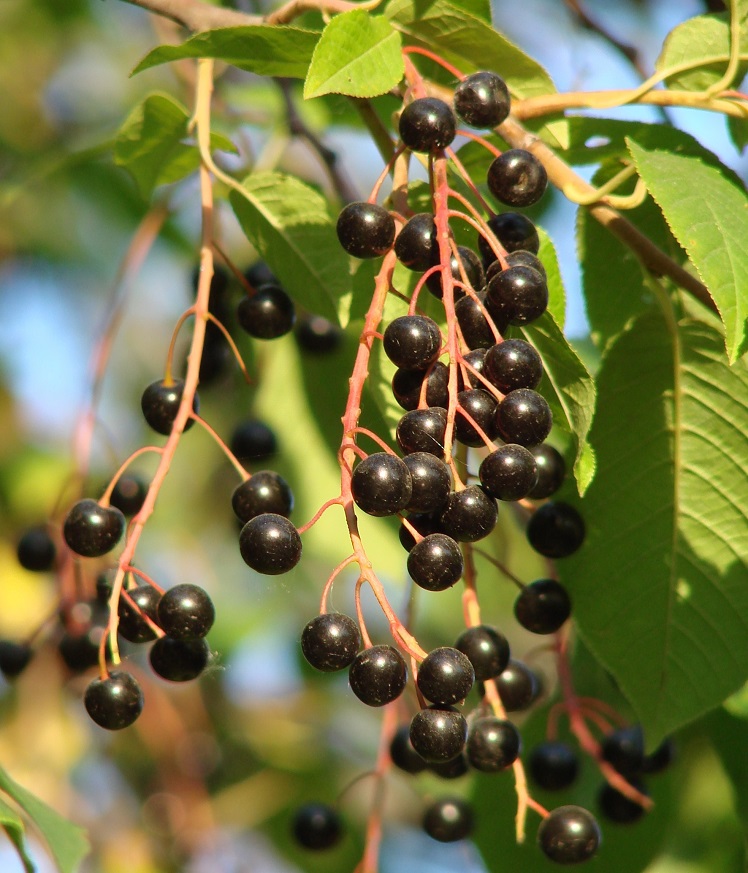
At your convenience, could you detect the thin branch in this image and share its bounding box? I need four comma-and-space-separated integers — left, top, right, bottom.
563, 0, 647, 78
121, 0, 260, 30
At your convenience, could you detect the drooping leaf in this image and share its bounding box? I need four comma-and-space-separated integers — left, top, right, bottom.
230, 172, 351, 326
304, 11, 403, 99
564, 311, 748, 748
509, 312, 595, 494
386, 0, 555, 98
132, 26, 320, 79
0, 767, 89, 873
628, 138, 748, 362
114, 94, 235, 199
655, 11, 748, 92
0, 795, 34, 873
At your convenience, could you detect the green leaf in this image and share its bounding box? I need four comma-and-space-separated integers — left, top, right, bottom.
386, 0, 555, 98
564, 311, 748, 748
655, 11, 748, 91
0, 767, 89, 873
0, 795, 34, 873
537, 228, 565, 328
706, 707, 748, 849
509, 312, 595, 494
113, 94, 236, 199
230, 172, 351, 326
132, 26, 320, 78
628, 138, 748, 362
304, 11, 403, 99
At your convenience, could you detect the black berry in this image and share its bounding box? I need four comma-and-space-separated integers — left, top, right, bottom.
479, 213, 540, 264
392, 362, 449, 411
495, 388, 552, 447
396, 407, 448, 457
526, 502, 585, 558
486, 264, 548, 326
426, 246, 484, 300
141, 379, 198, 436
109, 474, 148, 516
485, 339, 543, 393
598, 781, 648, 825
455, 292, 498, 350
17, 526, 56, 572
479, 444, 538, 501
395, 213, 438, 271
423, 797, 474, 842
157, 583, 214, 640
417, 647, 475, 706
349, 645, 407, 706
295, 314, 343, 354
231, 471, 294, 524
84, 671, 144, 730
407, 533, 463, 592
487, 149, 548, 207
390, 724, 428, 774
399, 512, 443, 552
467, 716, 521, 772
538, 806, 601, 864
410, 705, 468, 762
230, 419, 277, 463
438, 485, 498, 542
455, 389, 499, 447
351, 453, 413, 517
118, 585, 162, 643
514, 579, 571, 634
529, 741, 580, 791
239, 513, 302, 574
237, 284, 295, 339
454, 625, 510, 680
63, 499, 126, 558
496, 659, 540, 711
399, 97, 456, 153
403, 452, 451, 513
529, 444, 566, 498
383, 315, 442, 371
454, 71, 510, 128
505, 249, 547, 279
0, 641, 33, 679
149, 636, 210, 682
336, 202, 395, 259
292, 803, 342, 850
601, 725, 645, 776
301, 613, 361, 672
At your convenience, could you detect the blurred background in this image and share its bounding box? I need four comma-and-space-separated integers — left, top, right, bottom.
0, 1, 745, 871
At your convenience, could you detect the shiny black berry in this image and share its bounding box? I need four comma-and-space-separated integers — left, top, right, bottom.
407, 533, 463, 591
526, 502, 585, 558
237, 285, 295, 339
230, 419, 277, 463
149, 636, 210, 682
426, 246, 484, 300
231, 471, 294, 524
17, 526, 56, 572
538, 806, 601, 864
505, 249, 547, 279
529, 444, 566, 498
495, 388, 552, 447
390, 724, 428, 774
486, 265, 548, 326
479, 213, 540, 264
514, 579, 571, 634
485, 339, 542, 394
239, 513, 302, 574
395, 213, 438, 271
417, 647, 475, 706
337, 202, 395, 259
141, 379, 198, 436
487, 149, 548, 207
118, 585, 162, 643
349, 645, 407, 706
399, 512, 443, 552
295, 314, 343, 354
459, 348, 488, 390
438, 486, 498, 542
396, 407, 448, 457
0, 641, 33, 679
292, 803, 342, 850
454, 71, 511, 128
454, 625, 510, 680
403, 453, 451, 513
496, 659, 540, 711
63, 499, 126, 558
157, 584, 214, 641
383, 315, 442, 371
423, 797, 474, 842
109, 475, 148, 517
84, 671, 144, 730
455, 292, 497, 350
399, 98, 456, 153
352, 453, 413, 517
479, 444, 538, 501
598, 781, 648, 824
529, 741, 579, 791
601, 724, 645, 776
392, 362, 449, 411
467, 716, 521, 772
455, 389, 499, 447
410, 705, 468, 763
301, 613, 361, 672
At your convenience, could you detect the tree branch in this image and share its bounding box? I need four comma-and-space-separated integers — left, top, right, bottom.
120, 0, 259, 30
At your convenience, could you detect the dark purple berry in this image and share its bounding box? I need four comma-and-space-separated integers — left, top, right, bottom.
237, 285, 295, 339
417, 647, 475, 706
479, 213, 540, 265
455, 292, 497, 351
454, 625, 510, 680
486, 265, 548, 326
467, 716, 521, 772
454, 71, 510, 128
109, 475, 148, 517
149, 636, 210, 682
337, 202, 395, 259
458, 348, 488, 390
390, 724, 428, 774
495, 388, 552, 447
141, 379, 198, 436
410, 705, 467, 763
526, 502, 585, 558
599, 781, 648, 824
487, 149, 548, 207
479, 444, 538, 501
352, 453, 413, 517
292, 803, 342, 850
399, 98, 456, 153
383, 315, 442, 371
17, 526, 56, 572
118, 585, 162, 643
538, 805, 601, 864
485, 339, 543, 393
84, 671, 144, 730
63, 499, 125, 558
529, 444, 566, 499
395, 213, 438, 271
403, 453, 451, 513
426, 246, 484, 300
295, 314, 342, 354
399, 512, 443, 552
408, 533, 463, 592
601, 725, 645, 776
396, 407, 447, 457
423, 797, 474, 842
349, 645, 407, 706
239, 513, 302, 574
157, 583, 214, 640
506, 249, 547, 280
496, 659, 540, 711
231, 471, 294, 524
301, 613, 361, 672
230, 419, 277, 463
529, 741, 579, 791
514, 579, 571, 634
438, 486, 497, 542
455, 389, 499, 447
392, 362, 449, 411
